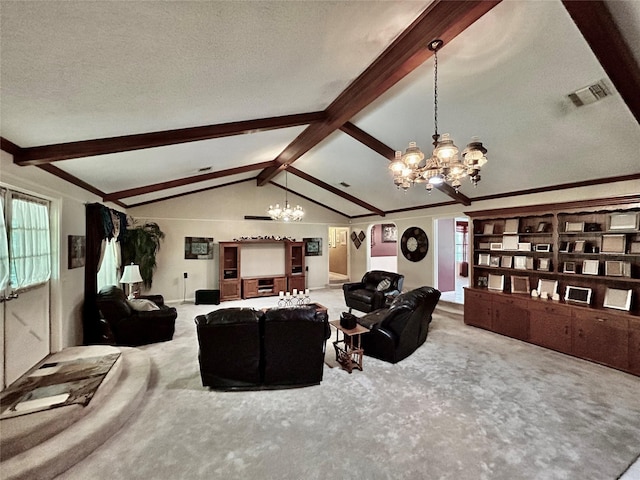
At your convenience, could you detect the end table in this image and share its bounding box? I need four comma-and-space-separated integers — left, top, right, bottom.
329, 320, 368, 373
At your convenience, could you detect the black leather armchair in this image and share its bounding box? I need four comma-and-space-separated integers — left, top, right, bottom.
356, 286, 440, 363
343, 270, 404, 313
96, 285, 177, 346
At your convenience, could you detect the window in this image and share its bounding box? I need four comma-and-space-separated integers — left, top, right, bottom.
0, 189, 51, 297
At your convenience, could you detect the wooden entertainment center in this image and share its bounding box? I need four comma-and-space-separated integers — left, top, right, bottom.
464, 196, 640, 376
219, 240, 305, 301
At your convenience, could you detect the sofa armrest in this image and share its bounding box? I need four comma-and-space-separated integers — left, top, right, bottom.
139, 294, 165, 307
342, 282, 366, 293
135, 308, 177, 322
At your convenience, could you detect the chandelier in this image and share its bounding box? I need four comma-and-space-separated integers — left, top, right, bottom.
267, 168, 304, 222
389, 39, 487, 193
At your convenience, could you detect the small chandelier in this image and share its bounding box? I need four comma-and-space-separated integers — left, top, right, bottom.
267, 168, 304, 222
389, 39, 487, 193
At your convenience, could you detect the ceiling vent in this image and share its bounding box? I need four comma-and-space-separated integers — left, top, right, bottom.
340, 182, 351, 188
197, 166, 212, 173
567, 79, 611, 107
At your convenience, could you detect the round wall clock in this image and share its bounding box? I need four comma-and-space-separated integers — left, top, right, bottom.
400, 227, 429, 262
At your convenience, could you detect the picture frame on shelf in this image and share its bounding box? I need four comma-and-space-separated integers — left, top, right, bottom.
573, 240, 586, 253
538, 258, 551, 271
526, 257, 534, 270
565, 221, 584, 233
604, 260, 631, 277
510, 275, 530, 294
559, 242, 570, 253
478, 253, 491, 266
563, 261, 577, 273
582, 259, 599, 275
601, 234, 626, 254
483, 223, 495, 235
490, 243, 503, 251
488, 274, 504, 291
603, 288, 632, 311
477, 276, 488, 288
537, 279, 558, 296
504, 218, 519, 234
502, 235, 519, 251
478, 242, 491, 250
608, 212, 639, 231
630, 242, 640, 254
513, 256, 527, 270
490, 256, 501, 267
537, 222, 549, 233
565, 285, 592, 305
535, 244, 551, 252
501, 256, 512, 268
517, 242, 531, 251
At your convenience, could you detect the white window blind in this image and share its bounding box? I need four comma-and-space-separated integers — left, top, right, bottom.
0, 190, 9, 293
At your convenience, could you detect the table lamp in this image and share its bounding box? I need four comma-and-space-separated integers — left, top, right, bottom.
120, 263, 143, 300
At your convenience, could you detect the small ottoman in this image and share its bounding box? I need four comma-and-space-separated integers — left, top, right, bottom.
195, 289, 220, 305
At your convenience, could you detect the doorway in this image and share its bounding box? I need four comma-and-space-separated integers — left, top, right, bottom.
436, 217, 469, 303
328, 226, 349, 283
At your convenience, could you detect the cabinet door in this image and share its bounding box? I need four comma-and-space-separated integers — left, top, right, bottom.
529, 301, 572, 354
287, 275, 306, 293
628, 318, 640, 376
492, 296, 529, 341
464, 289, 492, 330
242, 279, 258, 299
220, 280, 241, 301
273, 277, 287, 293
572, 310, 628, 370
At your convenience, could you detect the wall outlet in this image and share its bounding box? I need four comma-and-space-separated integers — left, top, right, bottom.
183, 272, 188, 279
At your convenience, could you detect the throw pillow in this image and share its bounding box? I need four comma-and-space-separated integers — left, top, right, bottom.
127, 299, 160, 311
376, 278, 391, 291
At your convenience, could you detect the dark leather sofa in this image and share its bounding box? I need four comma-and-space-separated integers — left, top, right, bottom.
343, 270, 404, 313
356, 286, 441, 363
96, 285, 177, 346
195, 306, 330, 390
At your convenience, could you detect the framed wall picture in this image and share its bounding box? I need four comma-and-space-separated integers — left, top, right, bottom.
68, 235, 86, 269
565, 285, 592, 305
490, 256, 501, 267
184, 237, 214, 259
358, 230, 366, 242
502, 235, 519, 251
582, 259, 599, 275
488, 274, 504, 291
563, 261, 577, 273
601, 234, 626, 254
510, 275, 530, 294
538, 258, 551, 271
513, 256, 527, 270
478, 253, 491, 266
483, 223, 495, 235
603, 288, 632, 311
537, 279, 558, 296
304, 238, 322, 256
501, 256, 512, 268
565, 221, 584, 232
504, 218, 519, 234
382, 224, 397, 242
608, 212, 639, 231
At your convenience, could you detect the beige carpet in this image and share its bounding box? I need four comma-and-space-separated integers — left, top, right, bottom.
55, 289, 640, 480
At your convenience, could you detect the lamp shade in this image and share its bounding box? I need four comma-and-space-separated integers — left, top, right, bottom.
120, 264, 143, 284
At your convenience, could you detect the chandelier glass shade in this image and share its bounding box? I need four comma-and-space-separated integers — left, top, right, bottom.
267, 169, 304, 222
390, 39, 487, 193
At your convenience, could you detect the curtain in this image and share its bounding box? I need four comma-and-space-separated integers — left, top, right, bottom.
9, 194, 51, 290
96, 238, 121, 291
0, 192, 9, 292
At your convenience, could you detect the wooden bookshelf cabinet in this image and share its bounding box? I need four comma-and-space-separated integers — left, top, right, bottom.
219, 240, 305, 301
465, 196, 640, 376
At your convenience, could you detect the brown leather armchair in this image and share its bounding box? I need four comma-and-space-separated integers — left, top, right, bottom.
96, 285, 177, 346
342, 270, 404, 313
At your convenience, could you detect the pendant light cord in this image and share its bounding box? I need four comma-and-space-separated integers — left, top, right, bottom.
433, 48, 439, 141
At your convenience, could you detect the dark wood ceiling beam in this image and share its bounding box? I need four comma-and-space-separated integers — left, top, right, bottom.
1, 136, 22, 156
103, 161, 276, 201
256, 0, 501, 186
562, 1, 640, 124
14, 112, 326, 166
287, 166, 385, 216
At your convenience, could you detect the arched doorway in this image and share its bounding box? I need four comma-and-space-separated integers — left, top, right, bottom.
369, 222, 398, 273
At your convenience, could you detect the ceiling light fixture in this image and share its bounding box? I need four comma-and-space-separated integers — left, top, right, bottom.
389, 39, 487, 193
267, 167, 304, 222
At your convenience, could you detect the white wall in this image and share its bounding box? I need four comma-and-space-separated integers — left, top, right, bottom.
129, 181, 348, 302
349, 179, 640, 292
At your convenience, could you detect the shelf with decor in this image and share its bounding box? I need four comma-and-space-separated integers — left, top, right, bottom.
466, 196, 640, 377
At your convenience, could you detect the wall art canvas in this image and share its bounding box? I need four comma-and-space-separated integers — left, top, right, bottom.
68, 235, 86, 269
184, 237, 214, 259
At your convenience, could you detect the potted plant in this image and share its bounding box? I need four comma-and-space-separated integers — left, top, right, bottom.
121, 221, 165, 289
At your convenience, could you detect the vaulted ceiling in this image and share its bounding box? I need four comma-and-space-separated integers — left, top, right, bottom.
1, 1, 639, 218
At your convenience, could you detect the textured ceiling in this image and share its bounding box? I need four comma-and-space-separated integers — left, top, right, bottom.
1, 0, 639, 218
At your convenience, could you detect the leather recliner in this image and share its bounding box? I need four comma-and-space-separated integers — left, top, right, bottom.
342, 270, 404, 313
356, 286, 441, 363
195, 306, 330, 390
96, 285, 177, 346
